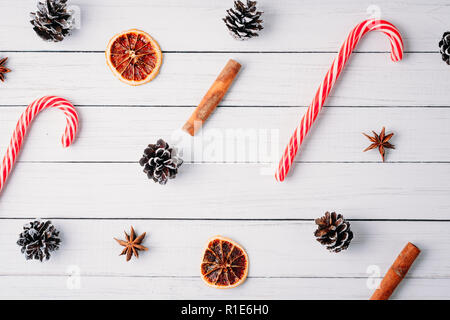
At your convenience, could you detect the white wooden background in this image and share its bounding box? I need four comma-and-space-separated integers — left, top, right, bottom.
0, 0, 449, 299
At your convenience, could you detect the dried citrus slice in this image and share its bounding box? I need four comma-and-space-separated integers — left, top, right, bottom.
106, 29, 162, 86
201, 236, 249, 289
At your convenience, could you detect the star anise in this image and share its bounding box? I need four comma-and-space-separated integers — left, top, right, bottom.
363, 127, 395, 162
114, 226, 148, 261
0, 57, 11, 82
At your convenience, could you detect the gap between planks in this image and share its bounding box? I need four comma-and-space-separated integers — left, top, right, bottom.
0, 50, 440, 53
0, 274, 432, 280
0, 218, 449, 222
2, 105, 450, 108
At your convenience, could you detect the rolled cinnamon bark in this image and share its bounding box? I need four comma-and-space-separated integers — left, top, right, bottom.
182, 59, 241, 136
370, 242, 421, 300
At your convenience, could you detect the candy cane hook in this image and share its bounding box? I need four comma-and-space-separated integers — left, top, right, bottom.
275, 19, 403, 181
0, 96, 79, 194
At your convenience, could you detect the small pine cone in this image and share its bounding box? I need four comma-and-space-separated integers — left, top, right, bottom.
139, 139, 183, 185
439, 32, 450, 65
223, 0, 263, 40
17, 220, 61, 261
314, 212, 353, 253
30, 0, 75, 42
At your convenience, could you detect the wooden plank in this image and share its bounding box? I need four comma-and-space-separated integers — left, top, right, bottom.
1, 107, 449, 162
0, 163, 448, 219
1, 0, 447, 52
0, 52, 448, 106
0, 276, 447, 300
0, 220, 446, 278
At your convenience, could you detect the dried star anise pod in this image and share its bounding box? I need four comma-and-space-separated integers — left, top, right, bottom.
363, 127, 395, 162
0, 57, 11, 82
114, 226, 148, 261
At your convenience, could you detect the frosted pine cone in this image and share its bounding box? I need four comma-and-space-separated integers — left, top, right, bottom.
17, 220, 61, 261
223, 0, 263, 40
30, 0, 75, 42
139, 139, 183, 185
314, 212, 353, 253
439, 32, 450, 65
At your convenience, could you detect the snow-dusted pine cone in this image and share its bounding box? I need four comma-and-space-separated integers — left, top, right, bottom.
439, 32, 450, 65
30, 0, 75, 42
139, 139, 183, 185
223, 0, 263, 40
314, 212, 353, 253
17, 220, 61, 261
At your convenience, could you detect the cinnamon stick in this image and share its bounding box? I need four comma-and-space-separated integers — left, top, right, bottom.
370, 242, 421, 300
182, 59, 241, 136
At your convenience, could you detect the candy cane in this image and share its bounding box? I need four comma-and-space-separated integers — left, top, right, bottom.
0, 96, 79, 194
275, 19, 403, 182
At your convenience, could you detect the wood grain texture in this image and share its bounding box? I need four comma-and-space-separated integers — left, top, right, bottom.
0, 220, 446, 279
0, 52, 448, 106
0, 0, 448, 52
0, 277, 448, 300
1, 107, 449, 162
0, 0, 449, 300
0, 163, 448, 219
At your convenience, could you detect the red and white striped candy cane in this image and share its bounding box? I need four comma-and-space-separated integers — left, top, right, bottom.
0, 96, 79, 194
275, 19, 403, 182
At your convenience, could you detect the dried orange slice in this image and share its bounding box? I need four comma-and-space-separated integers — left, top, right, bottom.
106, 29, 162, 86
201, 236, 249, 289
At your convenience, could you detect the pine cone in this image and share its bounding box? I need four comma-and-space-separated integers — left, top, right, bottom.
314, 212, 353, 253
439, 32, 450, 65
17, 220, 61, 261
30, 0, 74, 42
223, 0, 263, 40
139, 139, 183, 185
